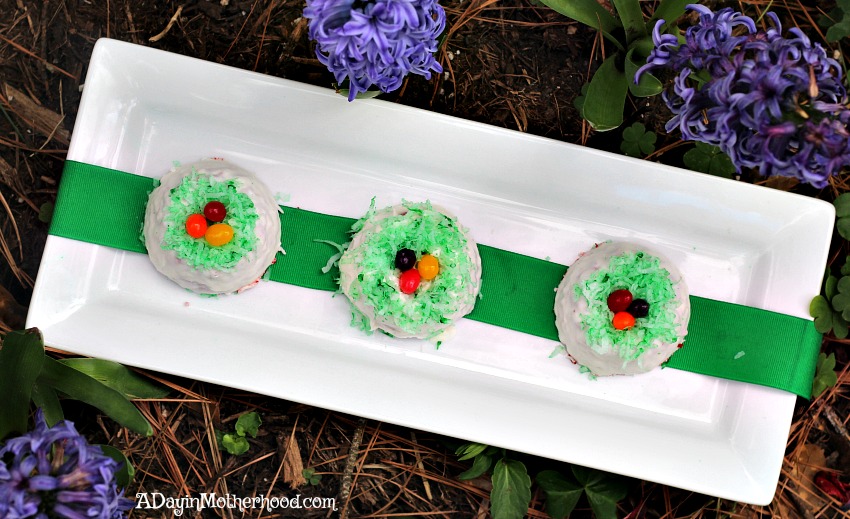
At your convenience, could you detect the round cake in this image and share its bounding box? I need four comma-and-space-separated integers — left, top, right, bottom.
338, 201, 482, 339
554, 242, 690, 376
143, 159, 281, 295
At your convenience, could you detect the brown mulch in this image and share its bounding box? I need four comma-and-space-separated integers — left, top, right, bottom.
1, 0, 849, 517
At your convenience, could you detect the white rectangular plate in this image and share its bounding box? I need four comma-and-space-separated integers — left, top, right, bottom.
28, 39, 834, 504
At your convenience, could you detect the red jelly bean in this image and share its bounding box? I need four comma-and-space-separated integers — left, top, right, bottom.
399, 269, 421, 294
607, 289, 633, 313
612, 312, 636, 330
204, 201, 227, 223
185, 214, 207, 238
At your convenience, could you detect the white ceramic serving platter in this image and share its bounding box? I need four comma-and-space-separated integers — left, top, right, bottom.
28, 39, 834, 504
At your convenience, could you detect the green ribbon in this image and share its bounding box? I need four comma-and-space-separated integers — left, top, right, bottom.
50, 160, 823, 397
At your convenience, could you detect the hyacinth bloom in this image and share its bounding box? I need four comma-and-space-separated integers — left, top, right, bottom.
304, 0, 446, 101
636, 5, 850, 188
0, 411, 134, 519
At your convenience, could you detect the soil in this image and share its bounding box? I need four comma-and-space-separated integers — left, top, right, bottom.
1, 0, 848, 517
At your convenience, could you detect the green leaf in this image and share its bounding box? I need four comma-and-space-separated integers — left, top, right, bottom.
650, 0, 690, 25
611, 0, 646, 43
572, 466, 628, 519
841, 258, 850, 276
837, 218, 850, 241
58, 358, 170, 399
825, 5, 850, 42
303, 468, 322, 485
838, 276, 850, 295
99, 444, 135, 488
38, 356, 153, 436
574, 83, 589, 113
222, 433, 250, 455
683, 143, 734, 178
0, 329, 45, 439
459, 452, 493, 480
536, 0, 621, 44
826, 275, 838, 301
835, 193, 850, 218
834, 312, 849, 339
38, 202, 54, 224
31, 382, 63, 426
537, 470, 583, 519
583, 55, 628, 131
621, 122, 656, 157
707, 151, 735, 178
235, 411, 261, 438
813, 353, 838, 398
625, 46, 662, 97
456, 442, 489, 461
491, 459, 532, 519
337, 88, 383, 100
810, 295, 834, 334
833, 293, 850, 314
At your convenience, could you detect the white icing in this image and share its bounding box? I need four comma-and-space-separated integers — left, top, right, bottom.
339, 204, 482, 339
143, 159, 281, 295
554, 242, 690, 376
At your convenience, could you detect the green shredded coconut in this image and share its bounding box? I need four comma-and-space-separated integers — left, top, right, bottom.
316, 239, 350, 274
549, 344, 567, 358
342, 200, 477, 338
734, 351, 745, 360
574, 251, 681, 361
578, 365, 597, 380
160, 170, 258, 270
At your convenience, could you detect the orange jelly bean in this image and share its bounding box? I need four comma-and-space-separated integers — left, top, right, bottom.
185, 214, 207, 238
612, 311, 636, 330
417, 254, 439, 280
205, 223, 234, 246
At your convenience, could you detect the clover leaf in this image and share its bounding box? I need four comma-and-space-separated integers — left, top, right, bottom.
835, 194, 850, 241
572, 466, 629, 519
217, 411, 262, 455
491, 459, 532, 519
235, 411, 261, 438
221, 433, 250, 456
818, 1, 850, 41
813, 352, 838, 398
620, 122, 657, 158
302, 468, 322, 486
537, 470, 583, 519
810, 292, 849, 339
683, 142, 735, 178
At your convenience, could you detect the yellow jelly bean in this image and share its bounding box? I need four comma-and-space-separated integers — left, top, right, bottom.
205, 223, 234, 247
417, 254, 439, 280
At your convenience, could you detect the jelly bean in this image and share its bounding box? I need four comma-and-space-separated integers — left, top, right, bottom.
204, 201, 227, 223
395, 248, 417, 271
417, 254, 439, 280
399, 269, 421, 294
612, 311, 636, 330
627, 299, 650, 318
205, 223, 234, 246
607, 289, 633, 313
185, 214, 207, 238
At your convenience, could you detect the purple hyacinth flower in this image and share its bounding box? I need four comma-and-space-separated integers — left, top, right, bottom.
304, 0, 446, 101
0, 410, 135, 519
637, 4, 850, 187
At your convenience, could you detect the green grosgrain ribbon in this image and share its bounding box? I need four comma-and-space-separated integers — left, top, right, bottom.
50, 160, 823, 398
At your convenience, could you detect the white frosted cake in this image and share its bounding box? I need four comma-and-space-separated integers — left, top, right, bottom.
554, 242, 690, 375
338, 201, 482, 339
143, 159, 281, 295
